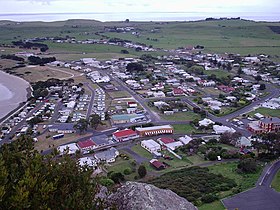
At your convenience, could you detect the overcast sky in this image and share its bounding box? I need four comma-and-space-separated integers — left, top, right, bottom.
0, 0, 279, 14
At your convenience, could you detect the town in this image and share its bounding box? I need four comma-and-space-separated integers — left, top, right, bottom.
0, 19, 280, 209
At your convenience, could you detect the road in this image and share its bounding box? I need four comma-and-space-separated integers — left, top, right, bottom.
222, 160, 280, 210
84, 82, 96, 120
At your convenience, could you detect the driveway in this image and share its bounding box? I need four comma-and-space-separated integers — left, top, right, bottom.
222, 160, 280, 210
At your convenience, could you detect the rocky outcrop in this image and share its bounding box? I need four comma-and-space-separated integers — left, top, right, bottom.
107, 182, 197, 210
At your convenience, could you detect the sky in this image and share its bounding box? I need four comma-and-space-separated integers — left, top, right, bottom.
0, 0, 279, 14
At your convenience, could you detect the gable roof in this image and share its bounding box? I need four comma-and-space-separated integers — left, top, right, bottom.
158, 137, 175, 144
77, 139, 96, 149
113, 129, 137, 138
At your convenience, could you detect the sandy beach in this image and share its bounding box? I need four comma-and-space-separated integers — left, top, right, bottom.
0, 71, 30, 119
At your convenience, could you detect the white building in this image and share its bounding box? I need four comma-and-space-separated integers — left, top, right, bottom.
178, 135, 193, 145
166, 141, 183, 151
199, 118, 215, 127
213, 125, 235, 134
57, 143, 79, 155
141, 140, 161, 153
78, 157, 98, 168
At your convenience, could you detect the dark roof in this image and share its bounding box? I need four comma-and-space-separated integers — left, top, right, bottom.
91, 134, 109, 145
260, 117, 280, 124
49, 123, 75, 131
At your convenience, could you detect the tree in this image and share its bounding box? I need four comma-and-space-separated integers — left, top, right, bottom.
255, 75, 262, 82
259, 83, 266, 90
237, 158, 257, 173
89, 114, 101, 129
121, 49, 129, 54
0, 136, 99, 209
237, 66, 243, 75
137, 165, 147, 178
74, 118, 89, 134
126, 62, 144, 72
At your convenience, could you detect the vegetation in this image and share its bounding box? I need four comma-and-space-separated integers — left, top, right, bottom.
0, 135, 99, 209
148, 167, 236, 205
28, 56, 56, 65
138, 165, 147, 178
271, 170, 280, 192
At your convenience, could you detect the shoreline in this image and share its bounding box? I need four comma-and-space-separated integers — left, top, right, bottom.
0, 70, 31, 124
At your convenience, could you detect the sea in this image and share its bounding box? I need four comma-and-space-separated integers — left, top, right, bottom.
0, 12, 279, 22
0, 84, 13, 102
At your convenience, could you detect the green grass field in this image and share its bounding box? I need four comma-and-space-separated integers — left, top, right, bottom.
131, 144, 153, 159
271, 170, 280, 192
1, 19, 280, 57
161, 111, 201, 121
209, 162, 262, 191
173, 124, 198, 134
203, 69, 232, 79
249, 108, 280, 118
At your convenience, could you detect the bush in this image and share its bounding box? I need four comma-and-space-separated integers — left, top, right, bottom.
237, 158, 257, 173
201, 194, 218, 203
100, 178, 114, 187
123, 168, 132, 175
138, 165, 147, 178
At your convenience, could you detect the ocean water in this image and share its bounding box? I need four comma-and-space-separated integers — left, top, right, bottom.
0, 83, 13, 102
0, 12, 279, 22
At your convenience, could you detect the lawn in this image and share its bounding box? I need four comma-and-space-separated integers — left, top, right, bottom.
173, 124, 197, 134
187, 154, 208, 165
161, 111, 201, 121
199, 200, 225, 210
249, 108, 280, 118
208, 162, 262, 191
271, 170, 280, 192
131, 144, 153, 159
203, 69, 231, 79
107, 90, 132, 99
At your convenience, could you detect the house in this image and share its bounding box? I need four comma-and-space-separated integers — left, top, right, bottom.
78, 157, 97, 168
77, 139, 96, 154
165, 141, 183, 151
48, 123, 76, 134
57, 143, 79, 155
158, 137, 175, 145
127, 101, 137, 108
136, 125, 174, 137
236, 137, 252, 148
172, 88, 184, 96
178, 135, 193, 145
199, 118, 215, 127
141, 140, 161, 153
94, 148, 119, 163
111, 114, 143, 124
91, 134, 110, 147
153, 91, 166, 98
150, 159, 166, 170
112, 129, 139, 142
213, 125, 235, 134
218, 85, 235, 93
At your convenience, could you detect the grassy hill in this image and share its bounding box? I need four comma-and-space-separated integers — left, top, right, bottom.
1, 19, 280, 58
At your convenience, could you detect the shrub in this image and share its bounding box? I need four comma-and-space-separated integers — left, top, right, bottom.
201, 194, 218, 203
123, 168, 132, 175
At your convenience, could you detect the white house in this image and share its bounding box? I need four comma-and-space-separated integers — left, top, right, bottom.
165, 141, 183, 151
141, 140, 161, 153
213, 125, 235, 134
78, 157, 98, 168
94, 148, 119, 163
199, 118, 215, 127
57, 143, 79, 155
178, 135, 193, 145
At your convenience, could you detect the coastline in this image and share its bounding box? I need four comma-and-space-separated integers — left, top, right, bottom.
0, 70, 31, 124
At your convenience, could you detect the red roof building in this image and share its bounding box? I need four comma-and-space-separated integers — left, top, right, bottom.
218, 85, 235, 93
158, 137, 175, 145
77, 139, 96, 151
150, 159, 165, 170
172, 88, 184, 96
113, 129, 139, 142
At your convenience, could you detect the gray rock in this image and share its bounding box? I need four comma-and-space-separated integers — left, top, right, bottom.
107, 181, 197, 210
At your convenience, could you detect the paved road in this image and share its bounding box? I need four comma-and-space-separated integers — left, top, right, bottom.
223, 160, 280, 210
84, 82, 96, 120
